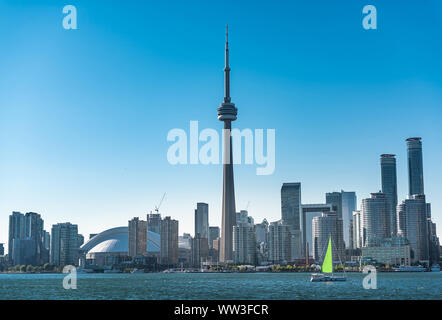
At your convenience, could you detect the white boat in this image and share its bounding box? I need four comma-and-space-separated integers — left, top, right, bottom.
430, 264, 440, 272
310, 236, 346, 282
393, 265, 426, 272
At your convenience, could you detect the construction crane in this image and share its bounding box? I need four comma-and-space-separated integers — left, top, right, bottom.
155, 192, 166, 214
245, 201, 250, 211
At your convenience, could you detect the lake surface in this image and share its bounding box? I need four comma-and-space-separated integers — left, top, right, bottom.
0, 272, 440, 300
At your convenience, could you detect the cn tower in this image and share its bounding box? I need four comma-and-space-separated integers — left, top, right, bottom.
218, 25, 237, 263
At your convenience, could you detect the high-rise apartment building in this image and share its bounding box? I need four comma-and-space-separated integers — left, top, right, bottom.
191, 233, 209, 268
160, 216, 179, 265
361, 192, 391, 246
381, 154, 398, 236
146, 213, 162, 234
312, 213, 345, 264
268, 221, 292, 264
195, 203, 209, 240
128, 217, 147, 258
8, 212, 25, 262
352, 210, 362, 249
281, 183, 301, 231
208, 226, 220, 250
233, 221, 257, 265
50, 223, 80, 266
397, 194, 429, 263
341, 191, 357, 248
406, 137, 424, 196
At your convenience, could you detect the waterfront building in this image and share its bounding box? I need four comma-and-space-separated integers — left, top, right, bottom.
146, 213, 162, 234
326, 192, 342, 219
428, 220, 441, 265
233, 222, 257, 265
191, 233, 209, 268
268, 221, 292, 264
397, 195, 429, 263
312, 212, 345, 264
80, 227, 160, 266
8, 212, 25, 263
361, 192, 390, 246
12, 238, 36, 266
160, 216, 179, 266
406, 137, 424, 196
208, 227, 220, 250
50, 222, 80, 266
24, 212, 45, 265
128, 217, 147, 258
254, 219, 269, 244
219, 26, 238, 263
178, 233, 192, 250
195, 203, 209, 240
301, 204, 333, 257
281, 183, 301, 231
0, 243, 4, 256
341, 191, 357, 249
352, 210, 362, 249
381, 154, 398, 236
361, 237, 411, 266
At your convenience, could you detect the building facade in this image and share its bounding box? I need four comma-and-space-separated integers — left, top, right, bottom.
50, 223, 80, 266
233, 223, 257, 265
160, 216, 179, 265
128, 217, 147, 258
281, 183, 301, 231
397, 195, 429, 263
361, 192, 390, 246
146, 213, 162, 234
341, 191, 357, 249
406, 137, 424, 196
312, 213, 345, 264
381, 154, 398, 236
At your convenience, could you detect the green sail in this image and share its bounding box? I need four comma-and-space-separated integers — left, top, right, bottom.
321, 237, 333, 273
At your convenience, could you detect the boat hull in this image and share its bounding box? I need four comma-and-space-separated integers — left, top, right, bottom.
310, 274, 346, 282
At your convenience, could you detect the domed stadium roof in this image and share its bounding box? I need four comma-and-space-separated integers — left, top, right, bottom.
80, 226, 160, 254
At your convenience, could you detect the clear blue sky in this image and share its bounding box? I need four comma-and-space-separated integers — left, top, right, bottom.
1, 0, 442, 250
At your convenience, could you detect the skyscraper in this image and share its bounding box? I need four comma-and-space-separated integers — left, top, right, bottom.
219, 26, 238, 263
128, 217, 147, 258
361, 192, 390, 246
325, 192, 342, 219
146, 213, 162, 234
50, 223, 80, 266
208, 226, 220, 250
341, 191, 357, 248
352, 210, 362, 249
381, 154, 398, 236
160, 216, 179, 265
8, 211, 25, 262
397, 195, 429, 263
24, 212, 46, 265
406, 137, 424, 196
312, 213, 345, 264
191, 233, 209, 268
281, 183, 301, 230
268, 221, 292, 264
195, 203, 209, 240
233, 222, 257, 265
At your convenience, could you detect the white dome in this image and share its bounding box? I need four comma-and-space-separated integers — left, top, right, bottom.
81, 226, 160, 254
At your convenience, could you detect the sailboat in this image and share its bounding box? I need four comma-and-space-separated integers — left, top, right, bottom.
310, 236, 346, 282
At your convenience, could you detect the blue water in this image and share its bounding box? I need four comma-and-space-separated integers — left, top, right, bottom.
0, 272, 440, 300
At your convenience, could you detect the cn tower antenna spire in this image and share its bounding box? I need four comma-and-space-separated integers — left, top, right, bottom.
224, 24, 231, 103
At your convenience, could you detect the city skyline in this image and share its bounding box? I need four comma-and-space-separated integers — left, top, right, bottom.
1, 0, 442, 249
